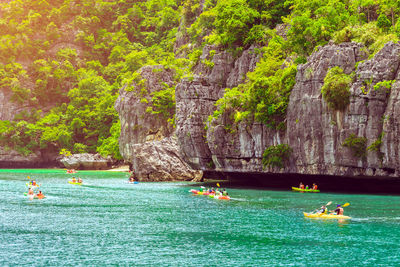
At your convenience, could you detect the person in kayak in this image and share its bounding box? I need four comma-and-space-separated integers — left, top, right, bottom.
72, 177, 77, 183
312, 183, 318, 190
299, 182, 304, 189
333, 204, 344, 215
28, 188, 34, 195
318, 205, 328, 214
77, 178, 82, 183
222, 188, 228, 196
36, 191, 44, 198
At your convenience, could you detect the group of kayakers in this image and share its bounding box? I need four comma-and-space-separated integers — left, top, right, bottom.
190, 186, 230, 200
296, 181, 349, 217
202, 187, 229, 196
317, 204, 345, 215
71, 177, 83, 183
26, 178, 45, 199
298, 182, 318, 190
66, 169, 77, 174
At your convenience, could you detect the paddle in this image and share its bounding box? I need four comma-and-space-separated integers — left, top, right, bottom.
311, 201, 332, 214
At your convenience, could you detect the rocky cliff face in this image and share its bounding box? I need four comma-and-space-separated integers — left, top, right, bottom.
175, 41, 400, 178
176, 45, 261, 170
60, 153, 112, 170
115, 65, 202, 181
0, 89, 26, 121
287, 41, 400, 177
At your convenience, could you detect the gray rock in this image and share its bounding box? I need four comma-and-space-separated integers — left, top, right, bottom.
175, 45, 262, 170
115, 65, 175, 155
176, 40, 400, 178
131, 137, 202, 181
60, 153, 112, 170
115, 65, 203, 181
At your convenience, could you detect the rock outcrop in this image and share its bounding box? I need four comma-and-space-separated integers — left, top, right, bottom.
130, 137, 202, 181
176, 45, 261, 170
0, 147, 42, 168
175, 41, 400, 178
60, 153, 112, 170
115, 65, 202, 181
0, 90, 26, 121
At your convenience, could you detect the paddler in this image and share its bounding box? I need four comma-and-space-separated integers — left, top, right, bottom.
36, 191, 44, 198
77, 178, 82, 183
333, 204, 344, 215
28, 187, 34, 195
222, 188, 227, 196
318, 205, 328, 214
312, 183, 318, 190
299, 182, 304, 189
72, 177, 77, 183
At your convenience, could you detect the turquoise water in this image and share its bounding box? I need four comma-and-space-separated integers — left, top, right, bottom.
1, 169, 400, 266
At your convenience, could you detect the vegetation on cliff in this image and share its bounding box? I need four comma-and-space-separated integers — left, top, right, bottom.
0, 0, 400, 161
321, 67, 353, 111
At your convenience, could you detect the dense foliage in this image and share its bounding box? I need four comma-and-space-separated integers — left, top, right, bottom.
342, 133, 367, 158
0, 0, 399, 160
262, 144, 292, 169
0, 0, 185, 159
321, 67, 353, 111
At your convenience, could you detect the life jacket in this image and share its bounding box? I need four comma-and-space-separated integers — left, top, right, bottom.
313, 185, 318, 190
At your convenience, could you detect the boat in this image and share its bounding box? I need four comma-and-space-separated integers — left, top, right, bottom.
292, 187, 320, 193
190, 189, 229, 199
68, 181, 82, 185
24, 192, 45, 199
209, 194, 230, 200
128, 181, 139, 184
303, 212, 351, 219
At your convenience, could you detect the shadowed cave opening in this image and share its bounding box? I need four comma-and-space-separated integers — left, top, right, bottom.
203, 171, 400, 195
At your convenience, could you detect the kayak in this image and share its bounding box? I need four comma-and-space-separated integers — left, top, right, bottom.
190, 189, 210, 195
292, 187, 320, 193
68, 181, 82, 185
209, 194, 230, 200
24, 193, 45, 199
128, 181, 139, 184
303, 212, 351, 219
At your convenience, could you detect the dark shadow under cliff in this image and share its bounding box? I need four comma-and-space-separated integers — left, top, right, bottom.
203, 171, 400, 195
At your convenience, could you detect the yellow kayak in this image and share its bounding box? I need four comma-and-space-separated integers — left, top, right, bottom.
303, 212, 351, 219
292, 187, 319, 193
68, 181, 82, 185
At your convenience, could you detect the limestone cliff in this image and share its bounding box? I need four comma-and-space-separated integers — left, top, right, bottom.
115, 65, 202, 181
175, 41, 400, 178
176, 45, 261, 170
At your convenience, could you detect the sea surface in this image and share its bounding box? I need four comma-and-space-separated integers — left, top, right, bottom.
1, 169, 400, 266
